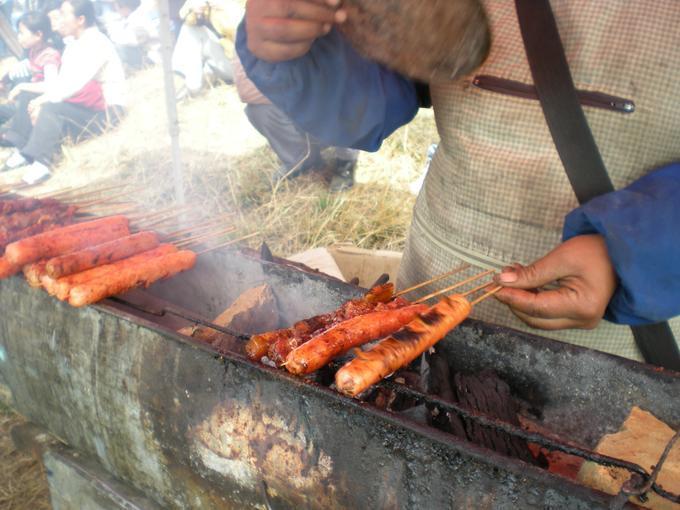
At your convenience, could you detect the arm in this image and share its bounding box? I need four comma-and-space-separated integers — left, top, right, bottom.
236, 12, 420, 151
562, 163, 680, 325
495, 163, 680, 328
8, 64, 59, 99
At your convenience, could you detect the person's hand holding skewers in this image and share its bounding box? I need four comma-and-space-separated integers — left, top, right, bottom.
495, 234, 617, 330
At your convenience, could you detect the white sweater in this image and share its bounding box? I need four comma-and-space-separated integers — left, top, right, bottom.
48, 27, 127, 107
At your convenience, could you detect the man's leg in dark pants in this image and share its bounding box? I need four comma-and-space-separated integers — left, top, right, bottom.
245, 103, 322, 180
20, 102, 100, 165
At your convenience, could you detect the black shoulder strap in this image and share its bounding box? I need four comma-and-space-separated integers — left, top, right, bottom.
514, 0, 680, 371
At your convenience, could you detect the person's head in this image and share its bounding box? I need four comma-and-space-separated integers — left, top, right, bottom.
43, 0, 64, 32
114, 0, 140, 18
17, 11, 54, 50
58, 0, 96, 38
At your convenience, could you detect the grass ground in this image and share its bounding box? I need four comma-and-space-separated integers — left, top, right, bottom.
0, 66, 438, 508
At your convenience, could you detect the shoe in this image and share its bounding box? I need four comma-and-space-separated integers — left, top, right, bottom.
328, 158, 356, 192
0, 131, 14, 148
21, 161, 51, 185
273, 154, 324, 183
2, 149, 27, 171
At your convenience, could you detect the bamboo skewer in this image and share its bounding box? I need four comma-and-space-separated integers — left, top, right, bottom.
469, 285, 503, 306
56, 184, 128, 202
135, 204, 195, 228
165, 214, 234, 239
195, 232, 261, 254
461, 280, 494, 298
73, 189, 133, 208
175, 226, 238, 247
394, 263, 471, 297
414, 269, 494, 303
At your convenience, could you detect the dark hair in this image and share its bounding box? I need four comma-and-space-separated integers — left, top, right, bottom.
19, 10, 63, 50
116, 0, 140, 11
41, 0, 62, 14
18, 10, 53, 38
63, 0, 97, 27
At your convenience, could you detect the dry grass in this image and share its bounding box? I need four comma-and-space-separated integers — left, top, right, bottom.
0, 405, 51, 510
2, 66, 437, 257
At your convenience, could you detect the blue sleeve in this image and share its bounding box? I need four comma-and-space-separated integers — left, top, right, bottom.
235, 21, 419, 152
563, 163, 680, 325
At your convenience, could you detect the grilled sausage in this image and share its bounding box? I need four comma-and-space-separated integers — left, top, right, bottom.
285, 303, 428, 375
23, 260, 48, 288
0, 256, 20, 279
246, 284, 395, 363
5, 215, 130, 267
68, 249, 197, 307
335, 294, 471, 397
51, 244, 177, 300
45, 231, 160, 279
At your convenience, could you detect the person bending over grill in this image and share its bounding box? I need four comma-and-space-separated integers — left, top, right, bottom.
2, 0, 126, 185
237, 0, 680, 362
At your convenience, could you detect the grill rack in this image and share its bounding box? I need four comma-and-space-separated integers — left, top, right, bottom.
376, 379, 680, 505
112, 295, 680, 506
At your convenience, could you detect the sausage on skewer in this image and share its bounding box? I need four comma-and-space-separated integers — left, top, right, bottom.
0, 206, 77, 251
335, 294, 472, 397
5, 215, 130, 266
68, 249, 197, 307
245, 283, 395, 363
45, 231, 160, 279
285, 303, 428, 375
0, 256, 20, 279
46, 244, 178, 300
23, 260, 48, 288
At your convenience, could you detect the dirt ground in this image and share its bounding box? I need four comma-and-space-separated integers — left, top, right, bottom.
0, 62, 437, 507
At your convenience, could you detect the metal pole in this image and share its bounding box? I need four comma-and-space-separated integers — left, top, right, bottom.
156, 0, 185, 204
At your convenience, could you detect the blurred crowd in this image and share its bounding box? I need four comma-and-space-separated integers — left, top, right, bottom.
0, 0, 358, 190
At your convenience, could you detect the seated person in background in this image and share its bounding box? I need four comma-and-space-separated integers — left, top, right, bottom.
2, 0, 126, 184
104, 0, 160, 70
171, 0, 242, 99
233, 54, 358, 191
0, 11, 61, 127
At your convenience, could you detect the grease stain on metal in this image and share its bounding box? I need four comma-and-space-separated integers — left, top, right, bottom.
191, 401, 336, 504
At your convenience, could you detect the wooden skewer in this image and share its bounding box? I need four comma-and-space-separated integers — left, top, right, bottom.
469, 285, 503, 306
58, 183, 128, 201
175, 226, 238, 247
74, 189, 132, 208
165, 223, 236, 242
134, 204, 195, 228
195, 232, 261, 254
394, 263, 471, 297
415, 269, 494, 303
461, 280, 494, 297
165, 214, 234, 239
34, 185, 83, 199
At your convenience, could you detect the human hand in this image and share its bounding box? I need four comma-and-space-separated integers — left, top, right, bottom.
28, 95, 48, 124
7, 84, 23, 102
494, 234, 617, 330
245, 0, 347, 62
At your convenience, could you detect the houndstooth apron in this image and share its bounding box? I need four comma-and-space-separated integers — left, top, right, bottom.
398, 0, 680, 361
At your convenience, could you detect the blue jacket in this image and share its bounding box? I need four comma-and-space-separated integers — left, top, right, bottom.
236, 23, 680, 325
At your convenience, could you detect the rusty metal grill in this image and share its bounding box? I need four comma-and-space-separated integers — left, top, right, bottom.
109, 294, 680, 506
376, 379, 680, 505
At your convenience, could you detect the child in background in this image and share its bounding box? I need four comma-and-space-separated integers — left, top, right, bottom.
0, 11, 61, 129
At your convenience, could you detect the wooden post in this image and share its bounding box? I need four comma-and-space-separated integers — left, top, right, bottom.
156, 0, 185, 204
